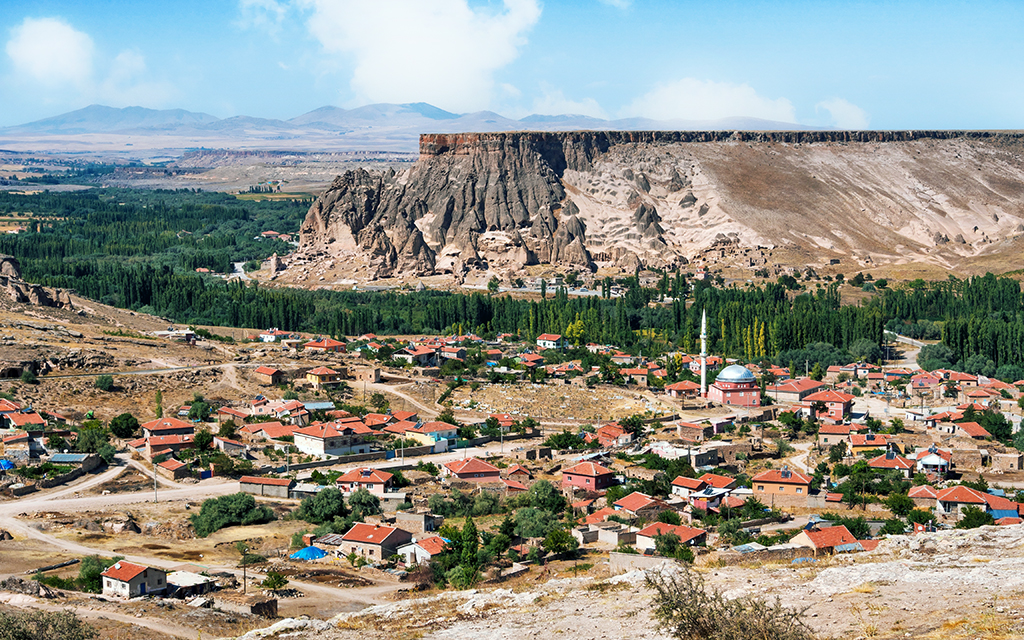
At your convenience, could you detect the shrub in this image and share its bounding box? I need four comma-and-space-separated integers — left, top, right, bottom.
647, 567, 814, 640
190, 492, 275, 537
0, 609, 98, 640
261, 571, 289, 590
109, 413, 139, 438
95, 375, 114, 391
20, 369, 38, 384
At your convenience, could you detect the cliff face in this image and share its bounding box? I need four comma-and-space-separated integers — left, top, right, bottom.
297, 130, 1024, 279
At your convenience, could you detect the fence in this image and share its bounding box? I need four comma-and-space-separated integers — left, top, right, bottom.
608, 551, 676, 575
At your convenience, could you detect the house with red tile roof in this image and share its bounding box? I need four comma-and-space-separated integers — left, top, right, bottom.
848, 432, 895, 455
406, 421, 458, 448
613, 491, 671, 519
394, 345, 437, 366
144, 434, 197, 460
362, 413, 393, 428
536, 334, 564, 350
752, 467, 813, 507
303, 337, 345, 352
634, 522, 707, 552
391, 410, 418, 422
562, 461, 616, 491
698, 473, 737, 490
502, 478, 529, 493
240, 421, 294, 441
803, 389, 856, 424
670, 476, 707, 499
398, 535, 449, 565
306, 366, 344, 389
337, 468, 394, 494
517, 353, 545, 369
582, 506, 618, 525
791, 525, 859, 555
443, 457, 500, 482
3, 410, 46, 429
383, 420, 418, 437
213, 436, 246, 457
216, 407, 250, 423
665, 380, 701, 398
101, 561, 167, 598
766, 377, 826, 404
254, 366, 285, 385
156, 457, 190, 480
908, 484, 938, 507
595, 423, 632, 447
504, 463, 531, 483
817, 423, 857, 448
953, 421, 991, 440
239, 475, 295, 498
908, 445, 952, 477
340, 523, 413, 561
292, 421, 373, 457
935, 485, 989, 518
867, 451, 915, 478
141, 417, 195, 438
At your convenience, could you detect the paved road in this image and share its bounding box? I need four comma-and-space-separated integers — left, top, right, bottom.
39, 362, 261, 380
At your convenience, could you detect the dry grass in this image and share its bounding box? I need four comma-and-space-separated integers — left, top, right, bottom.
851, 583, 876, 594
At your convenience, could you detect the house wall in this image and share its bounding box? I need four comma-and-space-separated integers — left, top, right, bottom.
563, 472, 615, 491
239, 481, 292, 498
993, 453, 1023, 471
753, 483, 810, 508
608, 551, 674, 575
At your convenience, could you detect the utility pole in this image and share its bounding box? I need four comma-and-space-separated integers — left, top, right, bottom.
153, 460, 158, 503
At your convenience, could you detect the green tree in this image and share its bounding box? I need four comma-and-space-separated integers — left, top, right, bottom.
884, 493, 915, 517
298, 487, 349, 525
190, 492, 275, 537
487, 277, 499, 295
348, 488, 382, 519
514, 507, 558, 538
193, 428, 214, 451
527, 480, 566, 512
77, 555, 123, 593
370, 393, 389, 412
96, 442, 116, 465
217, 421, 237, 439
542, 526, 579, 556
189, 402, 212, 422
154, 390, 163, 418
880, 518, 906, 535
657, 510, 682, 525
261, 571, 289, 590
906, 508, 935, 525
95, 375, 114, 391
109, 413, 139, 439
75, 427, 109, 454
461, 518, 479, 567
956, 506, 994, 529
20, 369, 38, 384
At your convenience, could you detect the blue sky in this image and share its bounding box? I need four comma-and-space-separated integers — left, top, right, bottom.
3, 0, 1024, 128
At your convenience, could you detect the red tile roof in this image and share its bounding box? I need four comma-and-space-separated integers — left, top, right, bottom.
307, 366, 339, 375
337, 468, 393, 485
158, 458, 187, 471
101, 561, 151, 582
383, 420, 417, 435
997, 517, 1023, 525
254, 366, 281, 376
502, 478, 528, 491
752, 468, 812, 485
506, 463, 530, 477
955, 422, 991, 438
804, 390, 856, 403
537, 334, 562, 341
411, 421, 457, 435
563, 461, 613, 477
413, 535, 448, 556
908, 485, 938, 499
304, 338, 345, 349
217, 407, 249, 419
444, 457, 499, 476
818, 423, 856, 435
239, 475, 293, 486
7, 412, 45, 427
850, 433, 892, 447
698, 473, 735, 489
935, 485, 987, 504
583, 507, 617, 525
342, 522, 403, 544
867, 453, 914, 471
391, 410, 417, 422
614, 491, 666, 513
636, 522, 706, 544
142, 417, 194, 432
665, 380, 701, 391
803, 525, 857, 550
671, 476, 706, 490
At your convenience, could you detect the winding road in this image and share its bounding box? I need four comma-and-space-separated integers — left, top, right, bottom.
0, 455, 404, 639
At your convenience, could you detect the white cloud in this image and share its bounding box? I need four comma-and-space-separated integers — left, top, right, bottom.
237, 0, 289, 35
622, 77, 797, 123
817, 97, 869, 129
6, 17, 94, 88
530, 89, 607, 119
298, 0, 541, 112
5, 17, 175, 109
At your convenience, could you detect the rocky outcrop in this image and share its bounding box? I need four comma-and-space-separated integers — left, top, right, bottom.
297, 130, 1024, 280
0, 255, 73, 309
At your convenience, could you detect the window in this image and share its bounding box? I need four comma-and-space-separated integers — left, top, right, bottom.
586, 478, 591, 484
796, 488, 803, 494
758, 485, 765, 491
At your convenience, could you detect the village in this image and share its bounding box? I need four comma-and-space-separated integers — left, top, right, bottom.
1, 303, 1024, 639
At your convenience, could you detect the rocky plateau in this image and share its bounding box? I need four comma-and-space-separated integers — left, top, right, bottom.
294, 130, 1024, 282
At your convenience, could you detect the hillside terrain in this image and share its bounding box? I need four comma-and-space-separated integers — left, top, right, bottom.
291, 131, 1024, 285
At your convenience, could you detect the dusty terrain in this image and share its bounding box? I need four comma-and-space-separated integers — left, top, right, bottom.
231, 524, 1024, 640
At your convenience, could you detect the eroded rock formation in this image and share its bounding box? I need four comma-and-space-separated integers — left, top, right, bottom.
297, 131, 1024, 279
0, 255, 73, 309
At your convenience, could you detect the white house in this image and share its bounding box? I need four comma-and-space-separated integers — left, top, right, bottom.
398, 535, 448, 565
536, 333, 564, 350
292, 422, 373, 457
101, 561, 167, 598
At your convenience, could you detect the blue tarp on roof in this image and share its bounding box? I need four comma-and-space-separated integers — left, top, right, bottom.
834, 542, 865, 553
0, 460, 14, 470
991, 509, 1018, 520
290, 546, 327, 560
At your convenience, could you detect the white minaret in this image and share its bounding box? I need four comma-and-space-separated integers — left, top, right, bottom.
700, 308, 707, 398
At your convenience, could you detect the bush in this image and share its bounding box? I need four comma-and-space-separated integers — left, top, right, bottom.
20, 369, 38, 384
297, 487, 348, 525
0, 609, 98, 640
109, 413, 139, 438
190, 492, 275, 537
78, 555, 123, 593
647, 568, 814, 640
261, 571, 289, 590
956, 506, 994, 530
95, 375, 114, 391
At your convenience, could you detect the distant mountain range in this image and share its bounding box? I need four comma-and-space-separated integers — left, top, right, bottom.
0, 103, 819, 152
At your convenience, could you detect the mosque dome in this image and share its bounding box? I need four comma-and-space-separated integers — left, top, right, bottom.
715, 364, 756, 384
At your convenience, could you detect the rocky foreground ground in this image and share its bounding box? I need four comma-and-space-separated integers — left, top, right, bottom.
229, 524, 1024, 640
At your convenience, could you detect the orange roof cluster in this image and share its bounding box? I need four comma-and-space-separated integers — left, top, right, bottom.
444, 457, 499, 475
636, 522, 706, 544
562, 461, 613, 477
101, 561, 151, 582
337, 467, 393, 485
803, 525, 857, 549
614, 491, 666, 513
752, 468, 812, 485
